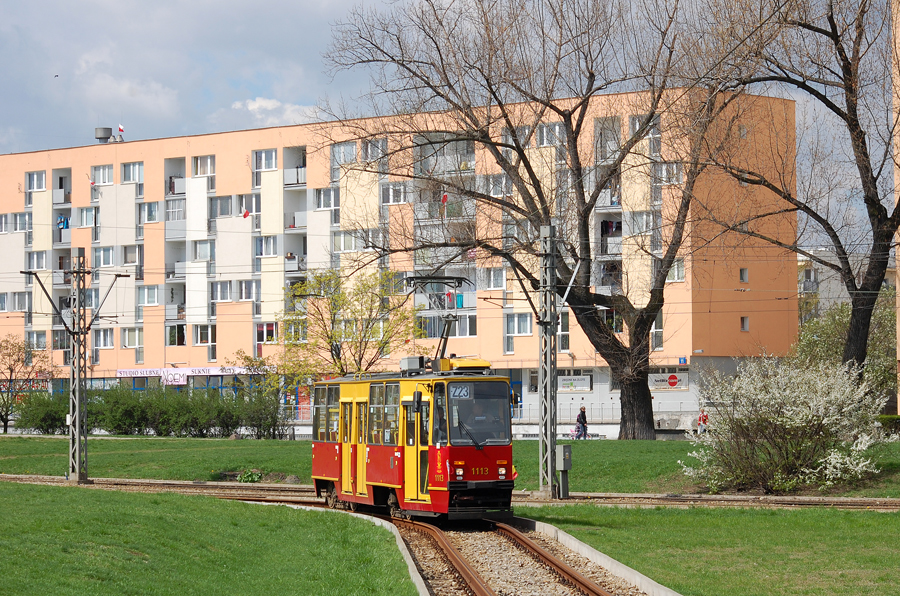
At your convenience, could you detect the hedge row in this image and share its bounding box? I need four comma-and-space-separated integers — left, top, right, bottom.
15, 384, 286, 439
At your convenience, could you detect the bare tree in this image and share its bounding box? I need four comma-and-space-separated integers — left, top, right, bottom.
0, 334, 54, 434
706, 0, 898, 369
324, 0, 758, 438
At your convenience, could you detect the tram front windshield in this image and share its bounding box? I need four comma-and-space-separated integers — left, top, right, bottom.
447, 381, 511, 446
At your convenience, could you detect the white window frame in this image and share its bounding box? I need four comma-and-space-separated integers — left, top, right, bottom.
136, 286, 158, 306
253, 149, 277, 171
93, 328, 114, 349
166, 198, 185, 221
79, 207, 98, 228
138, 202, 159, 223
330, 141, 357, 182
166, 324, 187, 346
315, 187, 339, 210
210, 281, 232, 302
26, 331, 47, 350
192, 155, 216, 177
332, 231, 355, 253
26, 251, 47, 270
257, 322, 278, 344
666, 258, 685, 283
487, 267, 505, 290
380, 182, 406, 204
194, 324, 216, 346
14, 212, 32, 232
122, 162, 143, 184
0, 214, 7, 233
91, 165, 113, 186
84, 289, 99, 309
0, 293, 6, 311
194, 240, 215, 261
239, 280, 260, 301
25, 171, 46, 191
12, 292, 30, 312
123, 245, 138, 265
651, 311, 663, 351
121, 328, 143, 349
558, 310, 570, 352
257, 236, 277, 257
93, 246, 114, 267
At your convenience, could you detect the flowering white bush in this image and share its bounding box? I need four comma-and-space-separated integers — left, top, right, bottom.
680, 357, 890, 493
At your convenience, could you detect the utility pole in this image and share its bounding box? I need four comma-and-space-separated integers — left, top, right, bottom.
537, 225, 558, 498
25, 247, 126, 484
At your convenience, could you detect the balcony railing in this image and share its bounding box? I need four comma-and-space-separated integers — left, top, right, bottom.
167, 176, 186, 196
800, 279, 819, 293
54, 227, 71, 245
284, 211, 307, 229
165, 304, 186, 320
208, 219, 217, 235
52, 270, 72, 287
165, 261, 186, 280
52, 189, 72, 205
284, 167, 307, 186
599, 235, 622, 255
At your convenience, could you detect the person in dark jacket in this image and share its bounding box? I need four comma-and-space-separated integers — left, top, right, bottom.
575, 406, 588, 439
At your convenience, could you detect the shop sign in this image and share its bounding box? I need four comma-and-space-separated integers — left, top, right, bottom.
649, 372, 689, 390
558, 375, 591, 392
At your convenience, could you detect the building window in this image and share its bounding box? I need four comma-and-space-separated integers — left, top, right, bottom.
194, 324, 216, 345
91, 165, 113, 186
137, 286, 158, 306
0, 293, 6, 311
26, 251, 46, 270
92, 247, 114, 267
26, 331, 46, 350
595, 116, 621, 162
84, 288, 99, 309
12, 292, 30, 312
239, 280, 260, 301
558, 311, 570, 352
315, 187, 340, 209
53, 330, 69, 351
332, 232, 355, 253
167, 324, 187, 346
739, 267, 749, 283
361, 138, 387, 164
666, 258, 685, 282
625, 210, 652, 235
504, 312, 532, 353
25, 171, 46, 191
138, 202, 159, 223
601, 308, 623, 333
209, 195, 232, 218
651, 311, 663, 350
93, 328, 114, 349
487, 174, 513, 198
381, 182, 406, 204
122, 162, 144, 196
741, 316, 750, 332
240, 193, 261, 215
255, 322, 278, 356
14, 212, 33, 233
330, 141, 357, 182
123, 245, 139, 265
122, 328, 143, 349
194, 240, 215, 261
193, 155, 215, 177
166, 198, 185, 221
210, 281, 231, 302
79, 207, 98, 228
0, 214, 7, 233
486, 267, 505, 290
252, 149, 277, 188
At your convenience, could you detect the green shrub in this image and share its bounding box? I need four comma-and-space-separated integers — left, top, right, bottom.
877, 415, 900, 433
14, 392, 67, 434
93, 384, 147, 435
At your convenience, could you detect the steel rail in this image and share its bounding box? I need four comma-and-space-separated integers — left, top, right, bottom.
493, 521, 614, 596
390, 517, 496, 596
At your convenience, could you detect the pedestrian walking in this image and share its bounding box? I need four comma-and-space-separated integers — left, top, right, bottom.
698, 408, 708, 434
575, 406, 588, 439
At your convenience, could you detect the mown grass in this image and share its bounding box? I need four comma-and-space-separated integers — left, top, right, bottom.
524, 504, 900, 596
3, 435, 900, 497
0, 481, 415, 596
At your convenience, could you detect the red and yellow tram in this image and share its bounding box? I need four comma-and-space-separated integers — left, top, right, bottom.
311, 356, 515, 520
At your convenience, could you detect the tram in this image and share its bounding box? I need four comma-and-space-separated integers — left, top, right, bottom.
311, 354, 515, 520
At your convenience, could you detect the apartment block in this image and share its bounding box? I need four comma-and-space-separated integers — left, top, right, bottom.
0, 93, 798, 425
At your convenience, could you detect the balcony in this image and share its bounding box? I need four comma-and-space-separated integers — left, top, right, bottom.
165, 303, 186, 320
284, 167, 307, 186
285, 255, 308, 276
165, 261, 187, 281
52, 270, 72, 287
207, 219, 217, 235
52, 189, 72, 205
284, 211, 307, 229
799, 279, 819, 293
167, 176, 186, 196
595, 188, 621, 210
165, 219, 186, 240
599, 235, 622, 256
53, 227, 71, 245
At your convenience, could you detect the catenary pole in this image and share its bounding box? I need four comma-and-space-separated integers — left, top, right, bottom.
538, 226, 558, 497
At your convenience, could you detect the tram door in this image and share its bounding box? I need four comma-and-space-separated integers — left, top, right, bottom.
403, 403, 430, 502
355, 401, 367, 496
340, 401, 353, 494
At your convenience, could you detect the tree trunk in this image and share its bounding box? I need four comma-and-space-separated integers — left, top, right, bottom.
843, 286, 880, 367
617, 372, 656, 440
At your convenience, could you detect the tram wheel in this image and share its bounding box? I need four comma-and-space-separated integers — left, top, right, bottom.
325, 483, 338, 508
387, 491, 403, 518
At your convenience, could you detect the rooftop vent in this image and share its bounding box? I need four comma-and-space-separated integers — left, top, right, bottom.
95, 128, 112, 144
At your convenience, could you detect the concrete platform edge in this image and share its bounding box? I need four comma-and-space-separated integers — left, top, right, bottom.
513, 516, 683, 596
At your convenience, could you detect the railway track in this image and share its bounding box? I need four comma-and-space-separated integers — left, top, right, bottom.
3, 474, 899, 511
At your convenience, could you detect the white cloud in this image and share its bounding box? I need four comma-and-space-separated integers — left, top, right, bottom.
213, 97, 320, 129
80, 73, 179, 119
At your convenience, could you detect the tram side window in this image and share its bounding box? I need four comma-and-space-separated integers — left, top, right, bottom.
433, 383, 448, 444
384, 383, 400, 446
357, 403, 367, 444
313, 386, 327, 441
327, 386, 340, 442
368, 384, 385, 445
341, 402, 351, 443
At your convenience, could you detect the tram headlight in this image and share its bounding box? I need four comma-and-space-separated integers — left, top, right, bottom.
498, 467, 507, 475
455, 467, 464, 476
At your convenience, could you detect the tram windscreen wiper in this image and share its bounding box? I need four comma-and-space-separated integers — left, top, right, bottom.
457, 420, 483, 450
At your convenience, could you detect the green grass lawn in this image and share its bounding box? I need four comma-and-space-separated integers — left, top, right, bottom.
525, 504, 900, 596
3, 435, 900, 497
0, 481, 416, 596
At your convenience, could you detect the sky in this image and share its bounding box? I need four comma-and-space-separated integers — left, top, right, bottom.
0, 0, 371, 155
